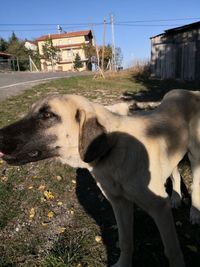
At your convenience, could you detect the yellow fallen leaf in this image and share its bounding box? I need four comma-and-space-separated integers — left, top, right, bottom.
44, 190, 55, 200
40, 197, 46, 203
47, 211, 54, 218
38, 185, 46, 191
67, 209, 74, 215
56, 175, 62, 181
29, 208, 36, 219
72, 179, 76, 184
58, 227, 66, 233
28, 186, 33, 189
70, 209, 74, 215
57, 201, 63, 206
0, 159, 4, 164
1, 176, 8, 182
42, 222, 48, 227
95, 235, 102, 242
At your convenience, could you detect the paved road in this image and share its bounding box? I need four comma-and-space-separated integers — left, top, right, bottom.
0, 71, 90, 101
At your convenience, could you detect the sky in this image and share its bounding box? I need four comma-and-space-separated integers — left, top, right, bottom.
1, 0, 200, 67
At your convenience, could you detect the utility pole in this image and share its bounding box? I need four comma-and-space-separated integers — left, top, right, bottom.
101, 17, 106, 71
90, 23, 105, 79
110, 14, 116, 71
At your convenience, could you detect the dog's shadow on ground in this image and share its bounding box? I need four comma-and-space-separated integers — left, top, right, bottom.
76, 167, 200, 267
76, 168, 119, 266
123, 76, 200, 102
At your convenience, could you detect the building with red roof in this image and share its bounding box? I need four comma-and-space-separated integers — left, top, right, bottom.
36, 30, 94, 71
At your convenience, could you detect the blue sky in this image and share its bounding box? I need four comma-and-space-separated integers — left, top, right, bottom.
1, 0, 200, 67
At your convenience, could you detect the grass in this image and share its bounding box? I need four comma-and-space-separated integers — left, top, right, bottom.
0, 72, 200, 267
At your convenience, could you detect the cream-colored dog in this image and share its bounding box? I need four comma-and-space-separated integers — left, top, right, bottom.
106, 102, 184, 211
1, 89, 200, 267
107, 99, 199, 224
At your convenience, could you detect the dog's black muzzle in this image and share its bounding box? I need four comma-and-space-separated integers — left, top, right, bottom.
0, 119, 59, 166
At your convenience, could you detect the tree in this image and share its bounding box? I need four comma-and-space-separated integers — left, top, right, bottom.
42, 37, 60, 71
6, 32, 30, 71
28, 46, 41, 71
83, 43, 112, 70
115, 47, 123, 69
99, 44, 112, 69
0, 37, 8, 52
73, 53, 83, 70
82, 43, 96, 70
83, 43, 122, 71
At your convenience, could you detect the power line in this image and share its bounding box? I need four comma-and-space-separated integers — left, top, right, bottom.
115, 24, 184, 27
0, 17, 199, 34
0, 23, 104, 26
116, 17, 200, 23
0, 29, 56, 32
0, 17, 199, 26
0, 24, 190, 32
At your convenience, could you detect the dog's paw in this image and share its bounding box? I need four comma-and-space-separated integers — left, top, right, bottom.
190, 206, 200, 224
171, 191, 182, 209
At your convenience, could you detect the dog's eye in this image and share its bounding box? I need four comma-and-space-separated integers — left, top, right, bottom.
43, 112, 53, 118
39, 111, 55, 119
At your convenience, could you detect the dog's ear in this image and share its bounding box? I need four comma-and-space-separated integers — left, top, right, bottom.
76, 109, 110, 163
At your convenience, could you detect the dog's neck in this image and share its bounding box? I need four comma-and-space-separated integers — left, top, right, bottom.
93, 102, 123, 132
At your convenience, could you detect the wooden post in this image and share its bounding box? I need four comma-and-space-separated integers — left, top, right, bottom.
101, 17, 106, 71
110, 14, 116, 71
91, 25, 105, 79
29, 56, 39, 72
17, 57, 20, 71
29, 55, 32, 72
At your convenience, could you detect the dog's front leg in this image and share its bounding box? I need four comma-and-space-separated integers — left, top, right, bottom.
108, 195, 134, 267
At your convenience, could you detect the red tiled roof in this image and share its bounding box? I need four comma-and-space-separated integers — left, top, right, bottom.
36, 30, 92, 42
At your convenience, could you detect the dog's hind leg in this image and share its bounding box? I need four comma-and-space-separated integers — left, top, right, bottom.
170, 167, 182, 209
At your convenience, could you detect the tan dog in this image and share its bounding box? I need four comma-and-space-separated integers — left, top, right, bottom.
1, 89, 200, 267
106, 98, 200, 224
106, 101, 197, 222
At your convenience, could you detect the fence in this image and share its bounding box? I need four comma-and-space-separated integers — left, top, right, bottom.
0, 59, 12, 71
0, 58, 32, 72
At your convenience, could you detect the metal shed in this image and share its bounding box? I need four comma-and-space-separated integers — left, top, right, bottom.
150, 21, 200, 80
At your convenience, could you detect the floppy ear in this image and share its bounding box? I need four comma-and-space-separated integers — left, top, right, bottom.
76, 109, 111, 163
